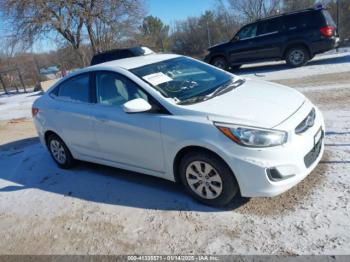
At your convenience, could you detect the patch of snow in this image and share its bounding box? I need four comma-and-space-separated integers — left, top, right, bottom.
237, 52, 350, 81
0, 91, 42, 121
295, 84, 350, 92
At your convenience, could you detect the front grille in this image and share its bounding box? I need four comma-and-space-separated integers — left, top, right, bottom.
304, 134, 323, 168
295, 108, 316, 134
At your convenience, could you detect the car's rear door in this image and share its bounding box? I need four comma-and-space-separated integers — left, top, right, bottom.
282, 11, 322, 52
50, 73, 97, 157
253, 17, 285, 60
90, 71, 165, 174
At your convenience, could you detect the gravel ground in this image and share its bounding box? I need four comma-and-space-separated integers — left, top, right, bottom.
0, 57, 349, 255
274, 71, 350, 88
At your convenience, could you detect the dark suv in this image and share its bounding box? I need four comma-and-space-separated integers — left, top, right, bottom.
205, 7, 339, 69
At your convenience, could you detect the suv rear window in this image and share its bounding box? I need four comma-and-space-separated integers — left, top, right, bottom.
322, 10, 336, 26
257, 18, 283, 35
283, 11, 323, 30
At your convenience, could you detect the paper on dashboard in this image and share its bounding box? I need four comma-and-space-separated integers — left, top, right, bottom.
142, 72, 172, 86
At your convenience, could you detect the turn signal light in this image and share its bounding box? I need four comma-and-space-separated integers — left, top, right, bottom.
32, 107, 39, 117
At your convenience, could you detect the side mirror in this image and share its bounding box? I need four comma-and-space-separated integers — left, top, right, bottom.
232, 35, 240, 42
123, 98, 152, 113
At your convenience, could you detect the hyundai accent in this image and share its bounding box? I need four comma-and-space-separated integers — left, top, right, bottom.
32, 54, 325, 206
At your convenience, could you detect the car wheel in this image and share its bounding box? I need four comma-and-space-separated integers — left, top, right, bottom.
211, 57, 228, 70
285, 46, 310, 67
47, 134, 75, 169
179, 151, 239, 207
230, 64, 242, 71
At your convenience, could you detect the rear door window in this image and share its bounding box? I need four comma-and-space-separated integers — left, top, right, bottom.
322, 10, 336, 26
284, 12, 323, 30
257, 18, 282, 35
56, 74, 90, 103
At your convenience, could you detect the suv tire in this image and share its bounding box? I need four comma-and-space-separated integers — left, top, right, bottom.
179, 151, 239, 207
211, 56, 228, 70
230, 64, 242, 71
285, 46, 310, 67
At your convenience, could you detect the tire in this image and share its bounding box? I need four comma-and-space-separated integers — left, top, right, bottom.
285, 46, 310, 67
47, 134, 75, 169
179, 151, 239, 207
230, 64, 242, 71
211, 56, 228, 70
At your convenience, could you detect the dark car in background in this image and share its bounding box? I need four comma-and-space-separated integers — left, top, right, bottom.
205, 7, 340, 70
91, 46, 154, 66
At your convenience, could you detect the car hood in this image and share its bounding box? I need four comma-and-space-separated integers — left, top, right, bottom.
184, 79, 305, 128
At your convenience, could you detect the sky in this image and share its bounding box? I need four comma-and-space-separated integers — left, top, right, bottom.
146, 0, 216, 25
1, 0, 218, 53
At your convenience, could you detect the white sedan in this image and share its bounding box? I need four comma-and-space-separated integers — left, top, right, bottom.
32, 54, 325, 206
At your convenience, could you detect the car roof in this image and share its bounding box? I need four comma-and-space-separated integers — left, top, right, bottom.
90, 53, 181, 70
243, 7, 323, 27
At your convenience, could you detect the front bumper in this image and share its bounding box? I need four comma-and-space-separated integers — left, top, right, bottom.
221, 104, 325, 197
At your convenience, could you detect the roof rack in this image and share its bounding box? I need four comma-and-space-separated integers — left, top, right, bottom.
254, 6, 324, 23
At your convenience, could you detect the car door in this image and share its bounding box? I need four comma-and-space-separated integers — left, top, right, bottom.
91, 71, 165, 173
228, 23, 259, 64
253, 18, 285, 60
50, 73, 97, 157
282, 12, 323, 51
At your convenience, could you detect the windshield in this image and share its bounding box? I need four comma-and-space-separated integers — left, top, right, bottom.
131, 57, 233, 102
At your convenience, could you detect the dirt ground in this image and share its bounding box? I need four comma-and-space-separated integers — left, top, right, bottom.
274, 71, 350, 87
0, 118, 36, 145
0, 70, 349, 255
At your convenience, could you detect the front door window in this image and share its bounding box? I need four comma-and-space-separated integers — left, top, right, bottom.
237, 24, 257, 40
95, 72, 148, 106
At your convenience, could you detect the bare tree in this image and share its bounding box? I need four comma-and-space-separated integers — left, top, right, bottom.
138, 16, 170, 51
1, 0, 86, 63
214, 0, 241, 39
79, 0, 146, 54
1, 0, 146, 65
225, 0, 282, 22
282, 0, 316, 11
171, 9, 240, 58
171, 16, 206, 57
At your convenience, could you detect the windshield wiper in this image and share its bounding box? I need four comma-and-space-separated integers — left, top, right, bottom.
178, 78, 245, 105
177, 94, 208, 105
206, 78, 245, 99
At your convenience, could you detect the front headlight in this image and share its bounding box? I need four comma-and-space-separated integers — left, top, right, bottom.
215, 123, 288, 147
